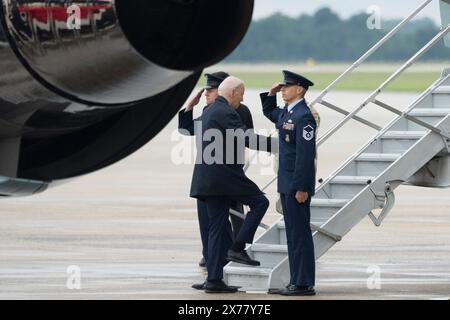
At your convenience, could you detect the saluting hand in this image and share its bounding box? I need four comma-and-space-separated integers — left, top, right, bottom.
186, 89, 205, 112
295, 191, 309, 204
269, 83, 283, 96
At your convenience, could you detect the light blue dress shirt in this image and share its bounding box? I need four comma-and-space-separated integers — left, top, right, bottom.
287, 98, 304, 113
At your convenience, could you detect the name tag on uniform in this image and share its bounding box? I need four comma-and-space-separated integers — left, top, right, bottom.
282, 120, 295, 131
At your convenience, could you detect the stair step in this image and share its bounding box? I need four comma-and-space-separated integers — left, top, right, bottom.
278, 199, 350, 230
251, 243, 287, 253
276, 199, 349, 231
432, 86, 450, 94
328, 176, 373, 198
279, 219, 330, 229
250, 244, 288, 267
225, 265, 273, 276
331, 176, 374, 185
381, 131, 426, 139
408, 109, 450, 117
356, 153, 400, 162
225, 265, 272, 291
311, 198, 350, 207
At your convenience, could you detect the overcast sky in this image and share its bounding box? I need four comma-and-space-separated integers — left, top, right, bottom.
253, 0, 442, 23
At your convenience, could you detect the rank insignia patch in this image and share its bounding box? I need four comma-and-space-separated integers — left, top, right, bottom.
303, 125, 314, 141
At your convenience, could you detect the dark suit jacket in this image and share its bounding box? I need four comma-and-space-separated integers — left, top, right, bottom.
178, 102, 273, 153
190, 96, 263, 199
179, 103, 253, 134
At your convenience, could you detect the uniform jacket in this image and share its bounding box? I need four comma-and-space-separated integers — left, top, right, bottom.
261, 93, 317, 196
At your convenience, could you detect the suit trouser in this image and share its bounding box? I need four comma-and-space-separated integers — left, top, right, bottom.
280, 193, 316, 287
197, 200, 244, 262
204, 194, 269, 281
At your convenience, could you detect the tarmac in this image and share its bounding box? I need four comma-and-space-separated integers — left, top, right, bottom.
0, 90, 449, 300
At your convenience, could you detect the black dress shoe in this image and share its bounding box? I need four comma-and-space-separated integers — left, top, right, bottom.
268, 284, 291, 295
191, 281, 206, 290
198, 257, 207, 268
205, 280, 240, 294
279, 285, 316, 296
226, 250, 260, 266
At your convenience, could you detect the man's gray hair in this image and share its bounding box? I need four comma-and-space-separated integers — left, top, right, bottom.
218, 76, 244, 96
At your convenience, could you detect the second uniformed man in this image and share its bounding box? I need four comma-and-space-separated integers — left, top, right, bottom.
178, 72, 237, 269
191, 76, 270, 293
261, 70, 317, 296
179, 72, 274, 274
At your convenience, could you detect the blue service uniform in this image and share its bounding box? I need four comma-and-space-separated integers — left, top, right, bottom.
261, 92, 317, 287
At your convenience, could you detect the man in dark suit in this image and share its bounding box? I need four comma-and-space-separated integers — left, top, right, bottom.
179, 72, 273, 272
179, 72, 234, 269
190, 76, 270, 293
261, 70, 317, 296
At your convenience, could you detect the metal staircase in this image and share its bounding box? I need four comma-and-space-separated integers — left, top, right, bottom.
224, 0, 450, 292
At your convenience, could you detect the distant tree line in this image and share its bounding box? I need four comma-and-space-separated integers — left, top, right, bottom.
227, 8, 450, 62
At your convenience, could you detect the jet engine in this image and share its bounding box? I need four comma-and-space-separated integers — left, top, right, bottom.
0, 0, 254, 196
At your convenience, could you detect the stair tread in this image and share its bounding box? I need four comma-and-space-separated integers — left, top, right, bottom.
275, 199, 349, 229
251, 243, 287, 253
225, 265, 273, 276
331, 176, 374, 184
356, 153, 401, 162
408, 109, 450, 116
311, 198, 350, 207
432, 86, 450, 94
278, 218, 332, 229
382, 131, 426, 139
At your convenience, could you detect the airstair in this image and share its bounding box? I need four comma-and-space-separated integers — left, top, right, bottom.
224, 0, 450, 291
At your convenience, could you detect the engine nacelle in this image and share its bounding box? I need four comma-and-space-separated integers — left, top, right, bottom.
0, 0, 254, 196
